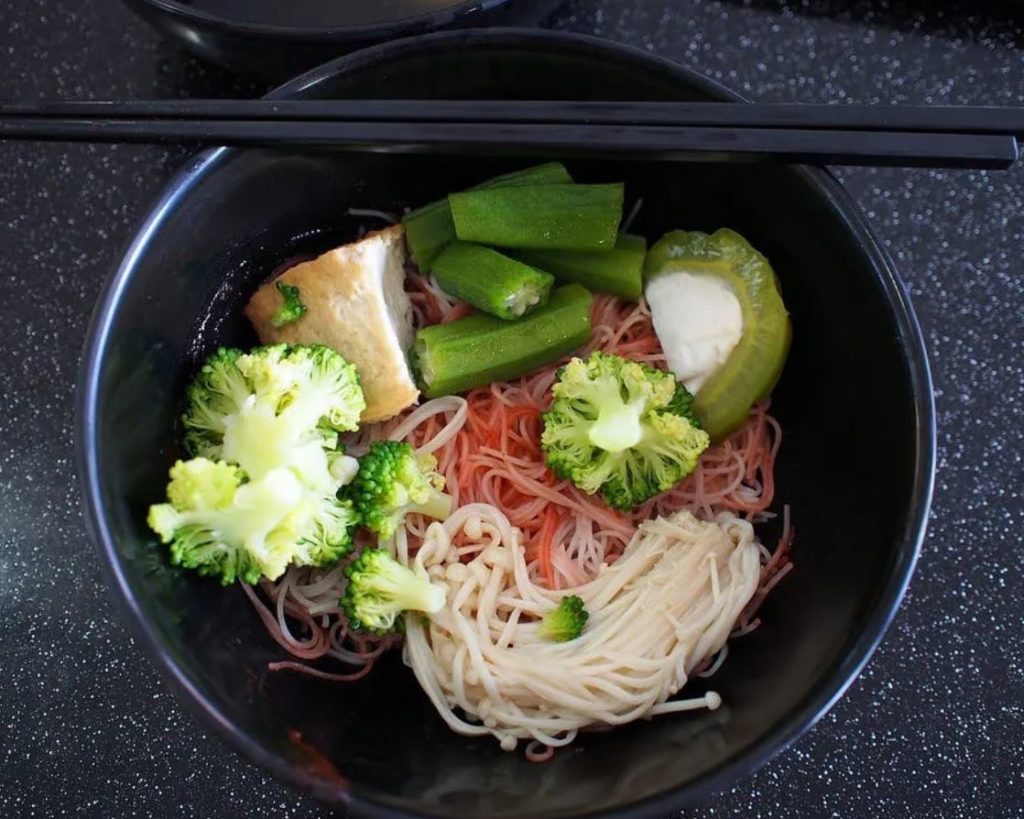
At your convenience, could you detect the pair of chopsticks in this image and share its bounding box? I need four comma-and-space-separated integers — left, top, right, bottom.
1, 99, 1022, 169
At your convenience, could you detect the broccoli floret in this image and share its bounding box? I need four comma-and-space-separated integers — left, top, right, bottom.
151, 344, 366, 585
342, 548, 446, 634
539, 595, 589, 642
666, 382, 701, 428
328, 450, 361, 487
148, 458, 297, 584
343, 441, 452, 539
287, 491, 361, 569
182, 344, 365, 492
148, 458, 358, 584
541, 351, 710, 510
270, 281, 308, 328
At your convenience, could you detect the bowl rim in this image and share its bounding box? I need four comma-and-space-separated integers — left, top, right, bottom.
128, 0, 513, 41
77, 26, 935, 819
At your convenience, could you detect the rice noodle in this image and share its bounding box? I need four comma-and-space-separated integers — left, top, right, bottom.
248, 272, 793, 721
242, 561, 400, 679
403, 506, 761, 751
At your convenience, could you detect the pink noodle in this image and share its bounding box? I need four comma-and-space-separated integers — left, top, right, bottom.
525, 741, 556, 762
267, 660, 375, 682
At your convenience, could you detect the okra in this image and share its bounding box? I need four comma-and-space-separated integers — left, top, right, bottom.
431, 241, 554, 320
449, 183, 624, 251
512, 233, 646, 301
401, 162, 573, 270
413, 284, 593, 397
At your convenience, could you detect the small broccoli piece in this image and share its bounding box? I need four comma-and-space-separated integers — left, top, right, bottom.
182, 344, 365, 492
539, 595, 589, 642
270, 281, 308, 328
666, 382, 701, 428
342, 548, 446, 634
148, 458, 359, 583
328, 451, 361, 486
343, 440, 452, 539
287, 492, 361, 569
541, 351, 710, 510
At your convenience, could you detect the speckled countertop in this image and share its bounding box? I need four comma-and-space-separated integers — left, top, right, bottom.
1, 0, 1022, 816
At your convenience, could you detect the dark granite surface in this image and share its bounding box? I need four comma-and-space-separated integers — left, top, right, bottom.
1, 0, 1022, 816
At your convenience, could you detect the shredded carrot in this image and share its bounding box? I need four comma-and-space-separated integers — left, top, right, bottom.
534, 506, 560, 588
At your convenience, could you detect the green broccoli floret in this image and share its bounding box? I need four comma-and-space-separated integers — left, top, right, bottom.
148, 458, 359, 584
541, 351, 710, 510
287, 491, 361, 569
151, 344, 366, 584
343, 441, 452, 539
666, 382, 701, 427
182, 344, 365, 492
342, 548, 446, 634
270, 281, 308, 328
539, 595, 589, 642
148, 458, 295, 584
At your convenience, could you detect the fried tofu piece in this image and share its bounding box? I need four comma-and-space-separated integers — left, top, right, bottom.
245, 225, 419, 423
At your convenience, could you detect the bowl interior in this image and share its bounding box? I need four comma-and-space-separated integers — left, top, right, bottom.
83, 32, 928, 819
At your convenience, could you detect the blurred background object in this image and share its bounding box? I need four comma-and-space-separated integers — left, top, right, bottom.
122, 0, 565, 76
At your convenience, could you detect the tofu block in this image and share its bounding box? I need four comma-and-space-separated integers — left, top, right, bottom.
245, 225, 419, 423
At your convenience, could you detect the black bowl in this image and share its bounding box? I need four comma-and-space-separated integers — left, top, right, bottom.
78, 29, 934, 819
123, 0, 561, 77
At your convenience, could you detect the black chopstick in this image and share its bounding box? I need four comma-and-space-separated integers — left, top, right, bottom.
1, 99, 1020, 169
6, 99, 1024, 136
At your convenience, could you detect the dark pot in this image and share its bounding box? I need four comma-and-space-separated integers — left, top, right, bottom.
122, 0, 562, 78
78, 28, 934, 819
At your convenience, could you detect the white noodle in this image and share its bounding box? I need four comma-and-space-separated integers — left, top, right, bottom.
418, 274, 455, 315
403, 507, 761, 751
346, 207, 398, 223
387, 396, 468, 455
696, 643, 729, 679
